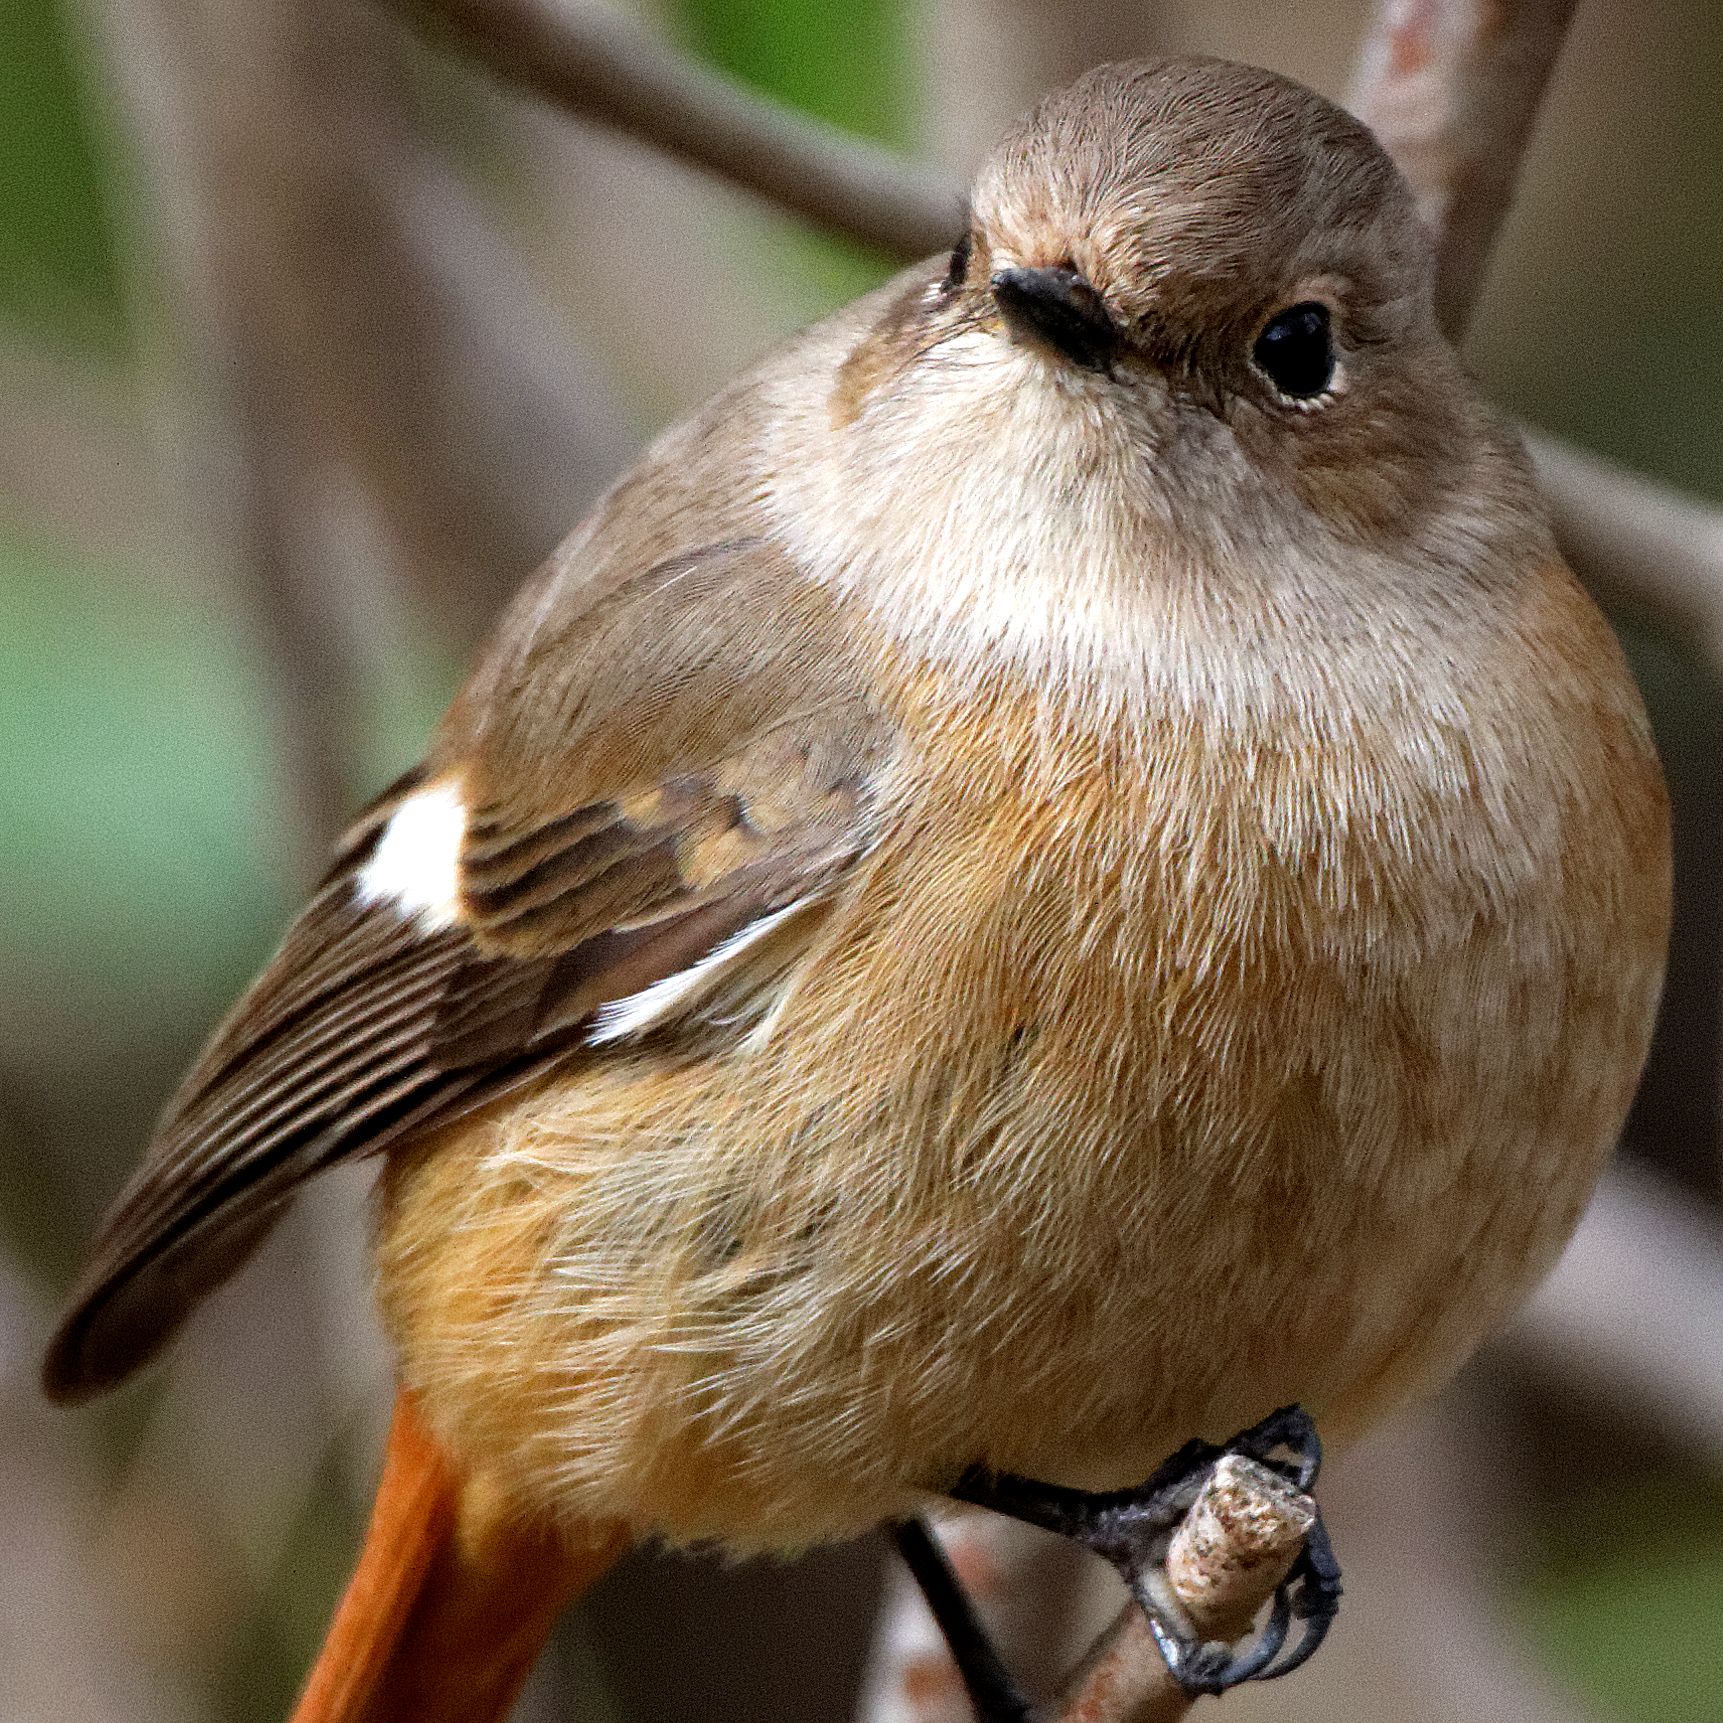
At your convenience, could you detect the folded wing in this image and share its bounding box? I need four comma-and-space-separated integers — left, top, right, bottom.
44, 540, 895, 1400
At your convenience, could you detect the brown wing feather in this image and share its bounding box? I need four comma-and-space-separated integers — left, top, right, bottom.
44, 540, 894, 1402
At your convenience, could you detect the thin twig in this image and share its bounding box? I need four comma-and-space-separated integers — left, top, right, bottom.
862, 1460, 1315, 1723
1344, 0, 1582, 340
388, 0, 1585, 329
385, 0, 963, 261
1055, 1457, 1314, 1723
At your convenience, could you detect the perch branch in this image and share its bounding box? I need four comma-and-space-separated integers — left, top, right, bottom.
860, 1459, 1313, 1723
385, 0, 962, 260
1053, 1456, 1314, 1723
1344, 0, 1582, 340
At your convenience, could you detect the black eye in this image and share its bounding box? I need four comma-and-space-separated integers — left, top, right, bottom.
943, 232, 972, 292
1253, 302, 1335, 399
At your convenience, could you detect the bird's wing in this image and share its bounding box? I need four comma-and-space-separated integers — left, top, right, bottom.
45, 539, 897, 1400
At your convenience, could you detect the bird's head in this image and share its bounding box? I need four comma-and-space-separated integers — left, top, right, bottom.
961, 57, 1435, 405
809, 58, 1529, 583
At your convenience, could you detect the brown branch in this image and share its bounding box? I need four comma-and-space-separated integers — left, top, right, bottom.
1528, 434, 1723, 672
1344, 0, 1582, 340
1342, 3, 1723, 673
385, 0, 964, 261
295, 118, 641, 650
389, 0, 1584, 324
73, 0, 365, 863
861, 1463, 1313, 1723
1053, 1457, 1314, 1723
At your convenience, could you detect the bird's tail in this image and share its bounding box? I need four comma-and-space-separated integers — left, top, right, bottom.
290, 1391, 626, 1723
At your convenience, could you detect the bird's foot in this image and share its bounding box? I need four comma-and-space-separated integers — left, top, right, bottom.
951, 1404, 1341, 1697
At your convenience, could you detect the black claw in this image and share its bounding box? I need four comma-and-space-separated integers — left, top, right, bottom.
922, 1407, 1341, 1713
1229, 1403, 1324, 1491
1252, 1515, 1343, 1682
951, 1464, 1118, 1539
954, 1436, 1221, 1572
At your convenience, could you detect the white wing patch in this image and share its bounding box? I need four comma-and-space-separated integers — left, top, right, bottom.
354, 781, 467, 930
587, 899, 815, 1046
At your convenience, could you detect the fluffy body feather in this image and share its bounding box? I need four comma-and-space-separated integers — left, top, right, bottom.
379, 417, 1664, 1549
53, 59, 1668, 1581
375, 69, 1668, 1547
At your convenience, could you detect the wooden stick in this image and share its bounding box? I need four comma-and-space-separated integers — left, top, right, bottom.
385, 0, 962, 261
1528, 433, 1723, 671
1344, 0, 1582, 340
1053, 1456, 1316, 1723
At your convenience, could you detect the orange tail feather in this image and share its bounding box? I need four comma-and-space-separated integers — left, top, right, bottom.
291, 1391, 626, 1723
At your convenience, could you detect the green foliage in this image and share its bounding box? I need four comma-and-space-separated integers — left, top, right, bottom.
1517, 1471, 1723, 1723
0, 0, 124, 349
0, 531, 289, 1005
674, 0, 910, 145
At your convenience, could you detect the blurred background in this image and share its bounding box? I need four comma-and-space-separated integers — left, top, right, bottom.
2, 0, 1720, 1719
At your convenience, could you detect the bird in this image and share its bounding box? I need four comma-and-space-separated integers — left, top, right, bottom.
44, 54, 1669, 1723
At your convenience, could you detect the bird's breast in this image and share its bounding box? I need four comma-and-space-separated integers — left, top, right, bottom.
377, 557, 1668, 1550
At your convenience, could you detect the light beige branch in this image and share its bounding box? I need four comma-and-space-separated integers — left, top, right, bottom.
1054, 1457, 1314, 1723
387, 0, 963, 261
1529, 434, 1723, 672
1345, 0, 1582, 340
1344, 2, 1723, 669
860, 1461, 1313, 1723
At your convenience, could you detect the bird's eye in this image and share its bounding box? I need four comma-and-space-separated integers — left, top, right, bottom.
1253, 302, 1335, 400
943, 232, 973, 292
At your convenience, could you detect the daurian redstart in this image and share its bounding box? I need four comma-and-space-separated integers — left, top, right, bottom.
45, 56, 1669, 1722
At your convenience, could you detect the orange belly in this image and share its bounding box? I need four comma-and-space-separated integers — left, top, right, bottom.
376, 615, 1668, 1552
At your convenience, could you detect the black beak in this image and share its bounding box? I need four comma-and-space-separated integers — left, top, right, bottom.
991, 266, 1119, 372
